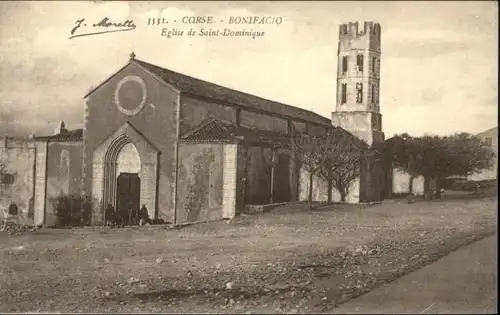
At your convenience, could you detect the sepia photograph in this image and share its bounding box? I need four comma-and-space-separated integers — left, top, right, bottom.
0, 1, 497, 313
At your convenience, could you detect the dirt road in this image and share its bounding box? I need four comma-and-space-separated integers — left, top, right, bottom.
331, 235, 497, 314
0, 197, 496, 313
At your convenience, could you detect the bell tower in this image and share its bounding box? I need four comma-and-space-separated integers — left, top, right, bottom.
331, 21, 384, 146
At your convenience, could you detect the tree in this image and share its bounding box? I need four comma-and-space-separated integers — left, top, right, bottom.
317, 128, 367, 202
289, 130, 326, 209
386, 133, 423, 195
443, 133, 496, 176
433, 133, 496, 197
387, 132, 496, 198
0, 161, 6, 177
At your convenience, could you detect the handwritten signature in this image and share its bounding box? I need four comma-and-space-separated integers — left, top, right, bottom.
69, 17, 136, 39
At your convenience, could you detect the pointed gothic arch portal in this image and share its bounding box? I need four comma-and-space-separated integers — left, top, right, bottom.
92, 122, 160, 225
103, 134, 138, 216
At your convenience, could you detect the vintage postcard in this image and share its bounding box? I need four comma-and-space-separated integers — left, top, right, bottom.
0, 1, 497, 313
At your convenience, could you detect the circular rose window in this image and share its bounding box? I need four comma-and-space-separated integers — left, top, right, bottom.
114, 75, 148, 116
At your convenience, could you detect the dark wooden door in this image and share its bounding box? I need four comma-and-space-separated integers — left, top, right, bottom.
273, 153, 291, 203
116, 173, 141, 225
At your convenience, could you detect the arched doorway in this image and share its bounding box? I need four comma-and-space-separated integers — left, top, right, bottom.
102, 136, 142, 222
114, 142, 141, 224
91, 122, 160, 226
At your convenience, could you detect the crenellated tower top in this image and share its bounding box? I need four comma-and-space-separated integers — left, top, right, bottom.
338, 21, 381, 54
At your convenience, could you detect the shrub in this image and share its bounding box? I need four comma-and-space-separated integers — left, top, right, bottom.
50, 194, 92, 227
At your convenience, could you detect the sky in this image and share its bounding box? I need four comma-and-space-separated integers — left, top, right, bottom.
0, 1, 497, 138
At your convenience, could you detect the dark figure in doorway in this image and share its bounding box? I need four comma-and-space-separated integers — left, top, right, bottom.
118, 205, 129, 227
139, 204, 152, 226
128, 203, 139, 226
105, 204, 116, 227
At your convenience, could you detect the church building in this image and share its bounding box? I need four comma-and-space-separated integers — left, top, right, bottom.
81, 53, 339, 226
1, 21, 397, 227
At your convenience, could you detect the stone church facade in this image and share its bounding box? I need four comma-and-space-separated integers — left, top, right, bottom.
1, 21, 415, 227
81, 56, 338, 225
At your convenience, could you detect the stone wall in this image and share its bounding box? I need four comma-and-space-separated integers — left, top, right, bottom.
307, 124, 328, 137
331, 111, 384, 146
180, 94, 328, 138
468, 167, 498, 181
45, 141, 83, 226
292, 121, 307, 133
240, 110, 288, 134
179, 96, 237, 135
391, 168, 425, 196
176, 143, 224, 223
298, 168, 360, 203
222, 144, 238, 218
33, 141, 48, 226
297, 157, 385, 204
0, 139, 36, 226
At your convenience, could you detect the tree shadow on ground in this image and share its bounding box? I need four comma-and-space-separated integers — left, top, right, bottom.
440, 188, 497, 200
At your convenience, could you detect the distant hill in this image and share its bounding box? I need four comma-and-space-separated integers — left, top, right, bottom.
476, 127, 498, 139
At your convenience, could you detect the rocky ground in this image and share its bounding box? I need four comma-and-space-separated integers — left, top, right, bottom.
0, 194, 497, 313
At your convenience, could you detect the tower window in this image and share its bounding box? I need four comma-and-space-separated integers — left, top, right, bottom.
341, 84, 347, 104
356, 54, 364, 72
340, 25, 348, 35
371, 56, 376, 73
1, 173, 14, 185
356, 83, 363, 103
371, 84, 376, 104
342, 56, 348, 74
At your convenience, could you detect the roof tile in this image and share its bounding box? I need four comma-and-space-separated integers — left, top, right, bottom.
181, 119, 290, 145
133, 59, 331, 126
35, 129, 83, 141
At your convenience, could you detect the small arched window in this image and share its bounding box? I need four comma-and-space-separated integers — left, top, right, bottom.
372, 84, 377, 105
342, 56, 348, 74
372, 56, 377, 73
60, 149, 70, 179
341, 84, 347, 104
356, 54, 364, 72
8, 203, 19, 215
356, 83, 363, 103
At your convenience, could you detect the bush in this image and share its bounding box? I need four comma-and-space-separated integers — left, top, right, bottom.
50, 194, 92, 227
473, 179, 498, 189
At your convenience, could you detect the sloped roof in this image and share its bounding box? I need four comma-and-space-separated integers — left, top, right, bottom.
131, 58, 331, 126
181, 119, 290, 145
181, 118, 367, 152
476, 127, 498, 138
35, 129, 83, 141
